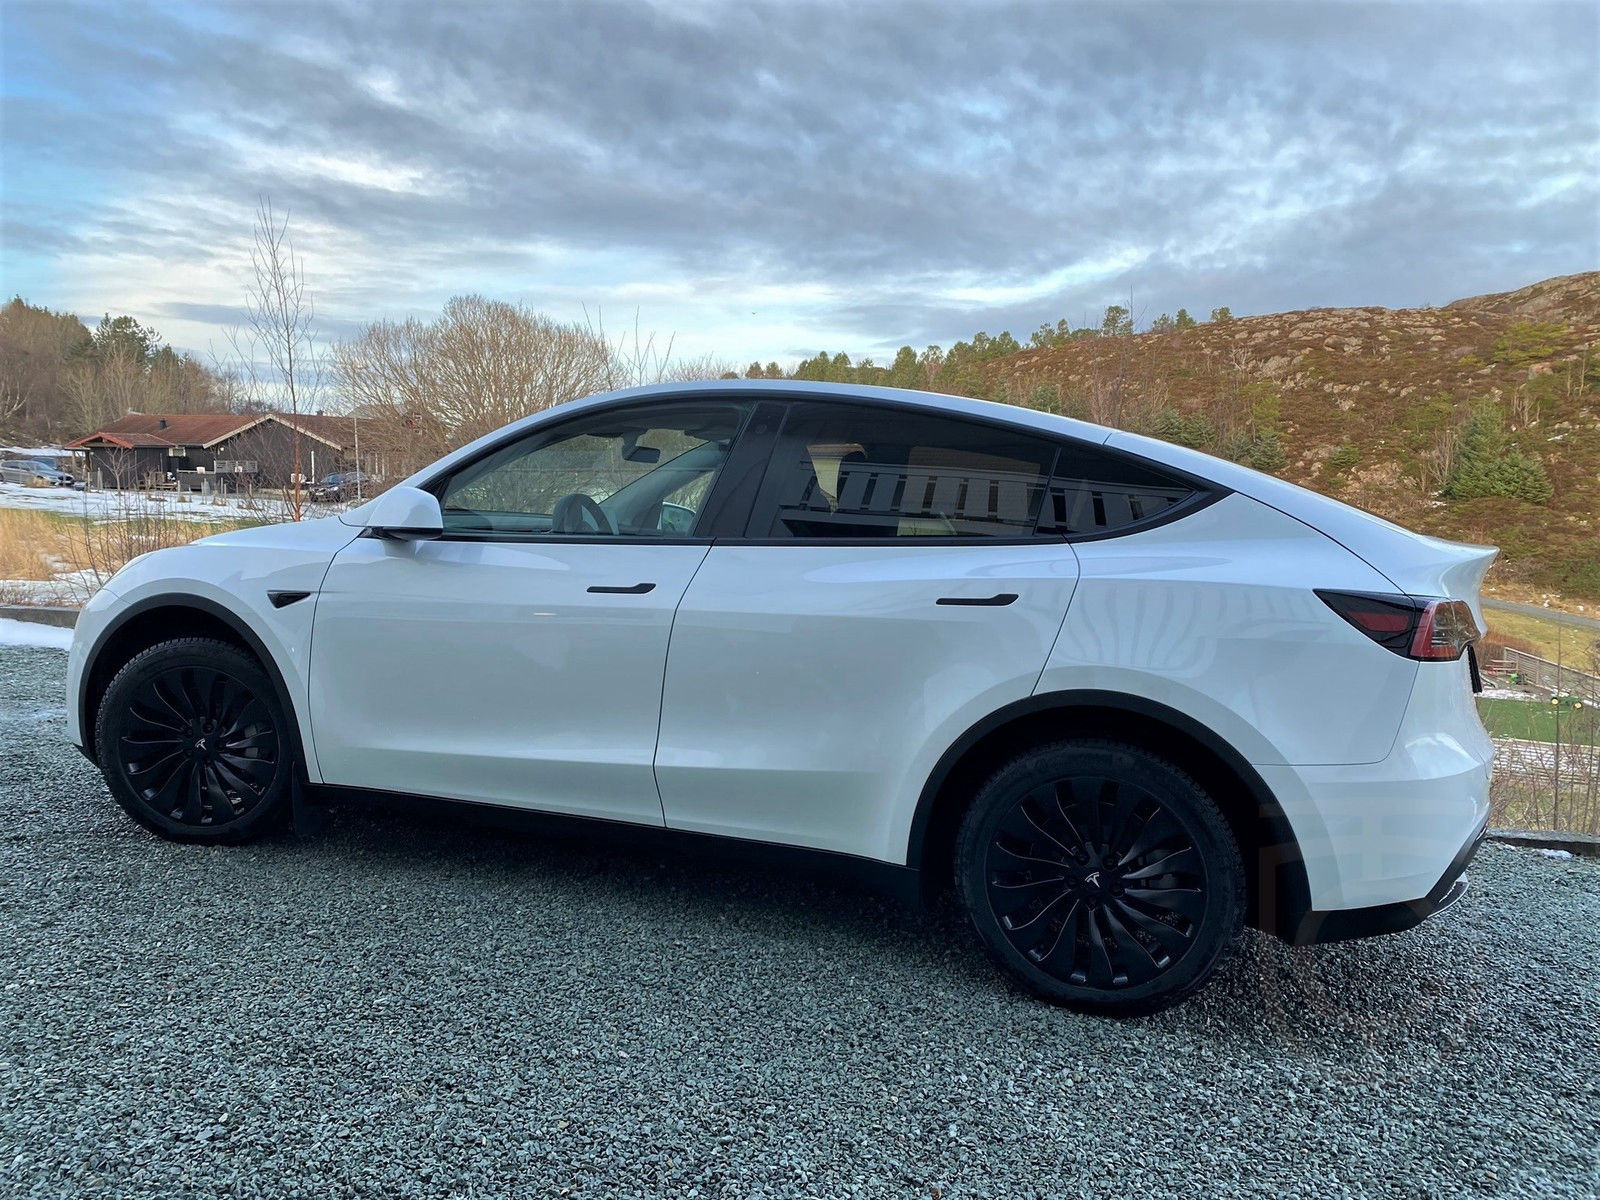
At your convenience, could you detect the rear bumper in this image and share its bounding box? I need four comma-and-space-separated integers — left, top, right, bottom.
1254, 653, 1493, 920
1290, 814, 1487, 944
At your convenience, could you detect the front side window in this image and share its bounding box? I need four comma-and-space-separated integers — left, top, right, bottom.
437, 402, 748, 538
748, 403, 1057, 539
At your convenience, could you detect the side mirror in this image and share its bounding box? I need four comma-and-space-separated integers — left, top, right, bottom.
363, 486, 443, 541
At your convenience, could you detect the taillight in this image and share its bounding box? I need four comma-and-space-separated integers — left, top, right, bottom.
1315, 590, 1482, 661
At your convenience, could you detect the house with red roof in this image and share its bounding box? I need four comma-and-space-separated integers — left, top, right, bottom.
68, 411, 365, 491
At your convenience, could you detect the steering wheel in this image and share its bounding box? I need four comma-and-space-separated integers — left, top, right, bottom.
551, 492, 615, 535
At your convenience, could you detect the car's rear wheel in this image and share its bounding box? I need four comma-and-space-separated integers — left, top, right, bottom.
95, 637, 293, 843
955, 740, 1244, 1016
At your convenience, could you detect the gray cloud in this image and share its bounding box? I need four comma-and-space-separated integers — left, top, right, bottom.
2, 0, 1596, 361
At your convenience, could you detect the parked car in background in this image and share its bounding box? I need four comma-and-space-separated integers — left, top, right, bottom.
1, 458, 76, 487
309, 470, 373, 502
67, 381, 1496, 1015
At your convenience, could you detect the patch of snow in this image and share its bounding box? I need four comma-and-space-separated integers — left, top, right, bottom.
1538, 848, 1575, 860
0, 617, 74, 650
0, 482, 342, 524
1480, 687, 1538, 701
0, 577, 88, 605
1494, 737, 1600, 774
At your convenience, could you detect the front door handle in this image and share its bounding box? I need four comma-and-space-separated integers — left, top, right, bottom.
588, 582, 657, 594
936, 593, 1018, 607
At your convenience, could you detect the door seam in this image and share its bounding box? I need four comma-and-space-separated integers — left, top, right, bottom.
1029, 540, 1084, 696
650, 541, 716, 825
300, 526, 365, 782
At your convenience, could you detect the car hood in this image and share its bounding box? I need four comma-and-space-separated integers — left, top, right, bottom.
190, 514, 358, 551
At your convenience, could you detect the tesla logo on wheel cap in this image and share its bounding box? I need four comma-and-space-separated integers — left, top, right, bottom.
194, 738, 207, 751
1084, 871, 1102, 888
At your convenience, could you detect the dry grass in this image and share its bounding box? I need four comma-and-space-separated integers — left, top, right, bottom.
1482, 607, 1600, 667
0, 503, 258, 604
0, 509, 76, 581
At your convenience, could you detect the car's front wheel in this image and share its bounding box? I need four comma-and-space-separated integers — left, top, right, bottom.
95, 638, 293, 843
955, 740, 1244, 1016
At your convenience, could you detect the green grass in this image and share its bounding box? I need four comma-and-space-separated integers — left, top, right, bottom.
1477, 696, 1595, 743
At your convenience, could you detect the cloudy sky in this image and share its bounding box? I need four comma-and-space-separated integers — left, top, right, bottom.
2, 0, 1596, 367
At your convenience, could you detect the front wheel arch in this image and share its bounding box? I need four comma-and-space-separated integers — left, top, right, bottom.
908, 691, 1312, 940
80, 595, 305, 772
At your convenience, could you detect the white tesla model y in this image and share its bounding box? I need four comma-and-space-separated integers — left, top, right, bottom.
68, 382, 1495, 1014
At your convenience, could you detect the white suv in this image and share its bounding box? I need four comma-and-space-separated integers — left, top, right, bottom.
67, 382, 1495, 1014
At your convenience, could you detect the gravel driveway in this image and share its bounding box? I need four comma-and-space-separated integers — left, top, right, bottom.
3, 644, 1598, 1198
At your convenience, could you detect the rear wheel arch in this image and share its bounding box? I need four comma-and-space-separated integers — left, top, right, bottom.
908, 691, 1312, 938
80, 596, 303, 769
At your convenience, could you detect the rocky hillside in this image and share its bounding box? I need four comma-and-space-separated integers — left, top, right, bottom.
984, 272, 1600, 606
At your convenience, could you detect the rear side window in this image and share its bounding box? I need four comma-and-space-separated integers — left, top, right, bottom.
1035, 446, 1199, 536
747, 403, 1057, 539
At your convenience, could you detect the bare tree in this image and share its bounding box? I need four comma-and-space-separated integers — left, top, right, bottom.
588, 307, 676, 390
0, 381, 27, 429
335, 297, 730, 478
63, 345, 146, 432
335, 296, 615, 473
229, 198, 324, 519
586, 307, 737, 386
659, 349, 738, 382
0, 299, 94, 440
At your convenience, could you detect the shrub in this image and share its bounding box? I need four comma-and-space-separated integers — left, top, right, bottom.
1151, 408, 1214, 450
1443, 403, 1553, 503
1491, 321, 1566, 366
1248, 431, 1286, 472
1221, 430, 1285, 471
1553, 551, 1600, 599
1245, 383, 1281, 430
1220, 431, 1254, 463
1024, 382, 1061, 412
1328, 443, 1360, 472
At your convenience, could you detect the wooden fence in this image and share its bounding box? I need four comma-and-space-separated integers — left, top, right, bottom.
1491, 647, 1600, 699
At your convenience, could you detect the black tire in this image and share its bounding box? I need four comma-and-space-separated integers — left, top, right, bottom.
955, 740, 1244, 1016
94, 637, 294, 844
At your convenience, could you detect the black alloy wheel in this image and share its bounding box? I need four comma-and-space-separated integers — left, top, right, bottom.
96, 638, 293, 843
956, 741, 1244, 1015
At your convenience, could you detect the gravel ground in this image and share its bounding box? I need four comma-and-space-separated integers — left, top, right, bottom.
2, 644, 1598, 1199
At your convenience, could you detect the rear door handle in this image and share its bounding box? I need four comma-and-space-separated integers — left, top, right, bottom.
588, 582, 656, 594
936, 593, 1018, 607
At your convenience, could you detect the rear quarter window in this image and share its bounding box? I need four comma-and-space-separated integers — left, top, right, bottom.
1035, 446, 1205, 537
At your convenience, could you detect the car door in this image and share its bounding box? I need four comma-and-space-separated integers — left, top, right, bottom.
309, 400, 751, 825
654, 399, 1082, 864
